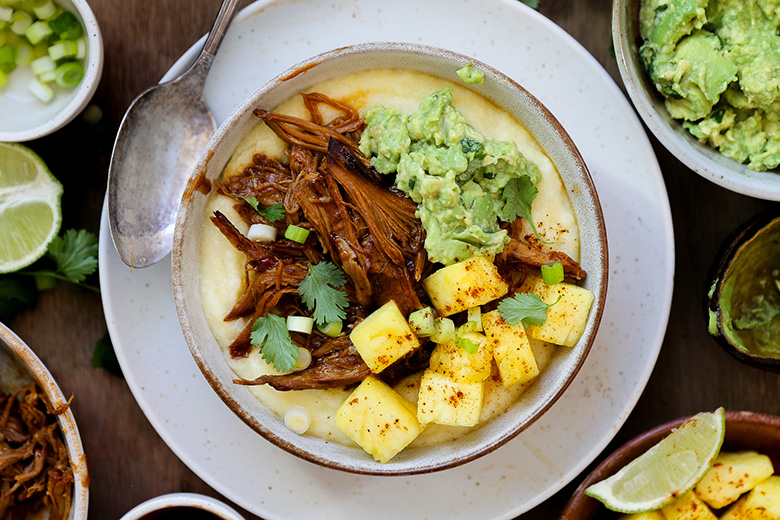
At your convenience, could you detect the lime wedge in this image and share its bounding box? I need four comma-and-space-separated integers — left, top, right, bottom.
585, 407, 726, 513
0, 142, 63, 274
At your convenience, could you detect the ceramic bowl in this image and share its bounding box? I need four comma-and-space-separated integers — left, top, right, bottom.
707, 210, 780, 372
0, 323, 89, 519
172, 42, 608, 475
119, 492, 245, 520
561, 410, 780, 518
0, 0, 103, 142
612, 0, 780, 200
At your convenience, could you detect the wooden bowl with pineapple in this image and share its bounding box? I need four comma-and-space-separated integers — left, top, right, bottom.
172, 42, 608, 475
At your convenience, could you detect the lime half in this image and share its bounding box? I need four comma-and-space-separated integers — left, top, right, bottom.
0, 142, 63, 273
585, 407, 726, 514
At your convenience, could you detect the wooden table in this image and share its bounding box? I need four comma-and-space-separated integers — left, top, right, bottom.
8, 0, 778, 518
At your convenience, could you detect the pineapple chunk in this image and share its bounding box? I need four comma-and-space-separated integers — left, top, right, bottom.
661, 491, 717, 520
516, 273, 594, 347
335, 376, 422, 463
720, 475, 780, 520
618, 512, 666, 520
428, 336, 492, 383
481, 310, 539, 388
695, 451, 775, 509
416, 368, 484, 427
350, 300, 420, 373
422, 256, 508, 316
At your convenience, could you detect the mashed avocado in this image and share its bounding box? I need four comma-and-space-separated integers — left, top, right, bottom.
359, 87, 540, 265
639, 0, 780, 171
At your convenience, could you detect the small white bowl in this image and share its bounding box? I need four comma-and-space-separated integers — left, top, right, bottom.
0, 0, 103, 142
0, 323, 89, 520
119, 492, 245, 520
612, 0, 780, 200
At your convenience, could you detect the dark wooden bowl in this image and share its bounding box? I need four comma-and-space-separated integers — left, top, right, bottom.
561, 410, 780, 519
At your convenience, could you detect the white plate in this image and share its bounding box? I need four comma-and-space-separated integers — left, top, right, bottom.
99, 0, 675, 518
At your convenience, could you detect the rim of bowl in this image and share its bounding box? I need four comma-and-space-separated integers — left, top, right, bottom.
0, 323, 89, 520
0, 0, 104, 142
561, 410, 780, 518
611, 0, 780, 201
119, 492, 245, 520
172, 41, 608, 475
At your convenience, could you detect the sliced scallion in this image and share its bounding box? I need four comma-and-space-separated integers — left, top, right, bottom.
284, 225, 310, 244
38, 67, 55, 82
317, 321, 343, 337
30, 54, 54, 75
246, 223, 277, 243
10, 10, 31, 35
28, 78, 53, 102
54, 60, 81, 87
0, 44, 15, 73
287, 315, 314, 334
24, 19, 51, 44
0, 6, 13, 23
541, 261, 564, 286
31, 0, 56, 20
14, 41, 32, 64
75, 35, 85, 59
47, 39, 77, 61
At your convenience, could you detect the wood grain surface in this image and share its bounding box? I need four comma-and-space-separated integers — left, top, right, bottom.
6, 0, 778, 518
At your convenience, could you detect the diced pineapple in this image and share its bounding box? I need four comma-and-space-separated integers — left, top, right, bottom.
422, 256, 508, 317
516, 273, 594, 347
720, 475, 780, 520
617, 511, 666, 520
416, 368, 484, 427
428, 336, 492, 383
695, 451, 775, 509
481, 310, 539, 388
335, 376, 422, 463
350, 300, 420, 373
660, 491, 718, 520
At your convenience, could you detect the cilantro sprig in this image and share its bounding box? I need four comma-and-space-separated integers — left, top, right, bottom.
0, 229, 99, 322
500, 176, 552, 244
497, 292, 560, 327
241, 196, 286, 222
298, 261, 349, 325
250, 314, 299, 373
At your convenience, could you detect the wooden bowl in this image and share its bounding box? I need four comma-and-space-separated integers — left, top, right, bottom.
561, 410, 780, 519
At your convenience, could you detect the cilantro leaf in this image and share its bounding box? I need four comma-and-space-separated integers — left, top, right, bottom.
0, 276, 38, 322
497, 292, 559, 327
500, 176, 552, 244
45, 229, 98, 284
240, 196, 286, 222
298, 262, 349, 325
92, 330, 123, 377
250, 314, 299, 373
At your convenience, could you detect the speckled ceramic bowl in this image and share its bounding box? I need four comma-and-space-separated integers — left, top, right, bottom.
172, 42, 608, 475
0, 0, 103, 142
561, 410, 780, 519
0, 323, 89, 519
612, 0, 780, 200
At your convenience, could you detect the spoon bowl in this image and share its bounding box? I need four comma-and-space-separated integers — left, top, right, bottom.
107, 0, 242, 268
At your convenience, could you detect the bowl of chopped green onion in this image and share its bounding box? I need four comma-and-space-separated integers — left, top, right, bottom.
0, 0, 103, 142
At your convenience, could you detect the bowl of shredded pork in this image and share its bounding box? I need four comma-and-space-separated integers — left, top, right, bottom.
172, 42, 608, 475
0, 323, 88, 519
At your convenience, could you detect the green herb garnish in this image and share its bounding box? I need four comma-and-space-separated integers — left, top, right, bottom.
541, 261, 564, 285
500, 176, 551, 244
298, 261, 349, 325
497, 292, 559, 327
519, 0, 540, 8
250, 314, 299, 373
240, 196, 285, 222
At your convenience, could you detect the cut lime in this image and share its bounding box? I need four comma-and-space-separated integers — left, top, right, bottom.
0, 142, 63, 273
585, 407, 726, 514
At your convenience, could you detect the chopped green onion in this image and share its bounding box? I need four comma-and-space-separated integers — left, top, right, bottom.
317, 321, 342, 337
31, 40, 47, 58
75, 35, 85, 59
27, 77, 53, 102
430, 317, 455, 344
284, 225, 310, 244
37, 67, 54, 82
0, 6, 13, 23
14, 41, 32, 64
24, 19, 51, 44
30, 53, 53, 74
0, 44, 15, 73
408, 306, 435, 337
54, 59, 81, 87
246, 223, 277, 242
48, 9, 80, 39
466, 306, 483, 331
10, 10, 31, 34
32, 0, 56, 19
292, 347, 311, 371
47, 38, 76, 61
283, 406, 311, 434
286, 315, 314, 334
541, 261, 564, 285
455, 322, 482, 354
0, 70, 7, 87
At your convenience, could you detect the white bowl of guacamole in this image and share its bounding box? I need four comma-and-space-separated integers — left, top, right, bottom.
613, 0, 780, 200
171, 42, 608, 475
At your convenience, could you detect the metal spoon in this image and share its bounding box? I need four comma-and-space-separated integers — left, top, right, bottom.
107, 0, 242, 268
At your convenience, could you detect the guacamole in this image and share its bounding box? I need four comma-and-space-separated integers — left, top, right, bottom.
639, 0, 780, 171
359, 87, 541, 265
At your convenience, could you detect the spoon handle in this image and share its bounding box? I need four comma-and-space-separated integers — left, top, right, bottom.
179, 0, 243, 85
